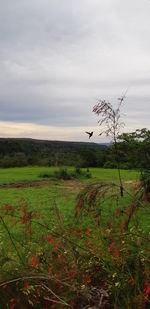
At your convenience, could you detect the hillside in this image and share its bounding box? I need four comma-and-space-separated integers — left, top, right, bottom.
0, 138, 107, 167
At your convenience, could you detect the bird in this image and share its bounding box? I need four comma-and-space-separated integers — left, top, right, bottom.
85, 131, 93, 139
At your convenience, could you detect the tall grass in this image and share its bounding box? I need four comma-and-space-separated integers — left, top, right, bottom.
0, 177, 149, 308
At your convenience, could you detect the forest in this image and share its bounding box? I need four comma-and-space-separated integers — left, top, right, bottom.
0, 128, 149, 169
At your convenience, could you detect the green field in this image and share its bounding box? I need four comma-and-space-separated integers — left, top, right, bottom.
0, 166, 148, 231
0, 166, 139, 184
0, 166, 139, 221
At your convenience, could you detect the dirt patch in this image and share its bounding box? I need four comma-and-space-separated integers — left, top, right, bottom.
124, 180, 136, 184
59, 179, 85, 190
0, 179, 85, 190
0, 180, 52, 189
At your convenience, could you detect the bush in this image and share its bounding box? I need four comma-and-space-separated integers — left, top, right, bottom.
104, 161, 117, 169
85, 168, 92, 178
54, 168, 71, 180
39, 172, 52, 178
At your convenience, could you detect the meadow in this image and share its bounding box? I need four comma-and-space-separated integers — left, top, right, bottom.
0, 166, 138, 184
0, 166, 149, 308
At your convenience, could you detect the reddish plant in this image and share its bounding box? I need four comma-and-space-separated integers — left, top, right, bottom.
30, 255, 38, 268
93, 95, 126, 197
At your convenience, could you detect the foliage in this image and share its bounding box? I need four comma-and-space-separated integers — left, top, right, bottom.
54, 168, 71, 180
39, 167, 92, 181
118, 128, 150, 169
0, 129, 150, 169
74, 182, 117, 223
0, 178, 150, 308
0, 138, 106, 168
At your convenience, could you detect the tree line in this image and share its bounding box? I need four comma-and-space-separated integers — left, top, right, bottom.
0, 128, 149, 169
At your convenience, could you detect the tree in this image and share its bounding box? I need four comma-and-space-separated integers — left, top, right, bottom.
118, 128, 150, 169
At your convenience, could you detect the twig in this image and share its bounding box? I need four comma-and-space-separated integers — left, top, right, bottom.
0, 216, 25, 266
44, 296, 69, 306
0, 274, 76, 290
42, 283, 70, 307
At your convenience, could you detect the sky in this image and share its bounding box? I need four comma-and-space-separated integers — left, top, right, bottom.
0, 0, 150, 143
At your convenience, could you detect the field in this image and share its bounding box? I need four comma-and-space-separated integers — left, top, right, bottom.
0, 166, 138, 184
0, 167, 150, 308
0, 167, 140, 225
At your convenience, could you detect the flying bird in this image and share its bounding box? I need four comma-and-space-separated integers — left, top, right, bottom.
85, 131, 93, 139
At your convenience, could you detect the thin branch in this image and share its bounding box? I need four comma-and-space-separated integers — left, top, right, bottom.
43, 296, 69, 306
0, 274, 76, 290
0, 216, 25, 266
42, 283, 70, 307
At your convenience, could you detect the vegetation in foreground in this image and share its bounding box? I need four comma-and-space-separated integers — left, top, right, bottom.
0, 167, 149, 308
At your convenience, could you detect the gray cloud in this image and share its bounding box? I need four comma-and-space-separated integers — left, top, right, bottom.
0, 0, 150, 141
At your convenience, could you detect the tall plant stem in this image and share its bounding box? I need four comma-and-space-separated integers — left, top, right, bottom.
114, 136, 124, 197
0, 216, 25, 265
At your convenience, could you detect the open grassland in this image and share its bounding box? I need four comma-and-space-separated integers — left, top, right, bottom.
0, 167, 140, 226
0, 166, 139, 184
0, 167, 149, 308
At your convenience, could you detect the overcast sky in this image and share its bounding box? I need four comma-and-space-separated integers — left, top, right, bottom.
0, 0, 150, 142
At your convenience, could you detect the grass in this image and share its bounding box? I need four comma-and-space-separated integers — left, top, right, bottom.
0, 185, 76, 225
0, 166, 149, 308
0, 166, 139, 184
0, 166, 139, 226
0, 166, 143, 228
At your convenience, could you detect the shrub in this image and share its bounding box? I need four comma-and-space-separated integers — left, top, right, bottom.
85, 168, 92, 178
39, 172, 53, 178
104, 161, 117, 168
54, 168, 71, 180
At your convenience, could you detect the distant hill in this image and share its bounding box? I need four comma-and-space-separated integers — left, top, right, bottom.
0, 138, 107, 168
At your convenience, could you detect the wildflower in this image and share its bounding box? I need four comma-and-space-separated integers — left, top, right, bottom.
55, 242, 59, 249
92, 246, 97, 252
87, 229, 92, 235
45, 235, 52, 240
144, 286, 150, 299
30, 255, 38, 267
50, 239, 54, 245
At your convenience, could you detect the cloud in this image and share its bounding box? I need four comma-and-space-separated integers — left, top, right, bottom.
0, 0, 150, 141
